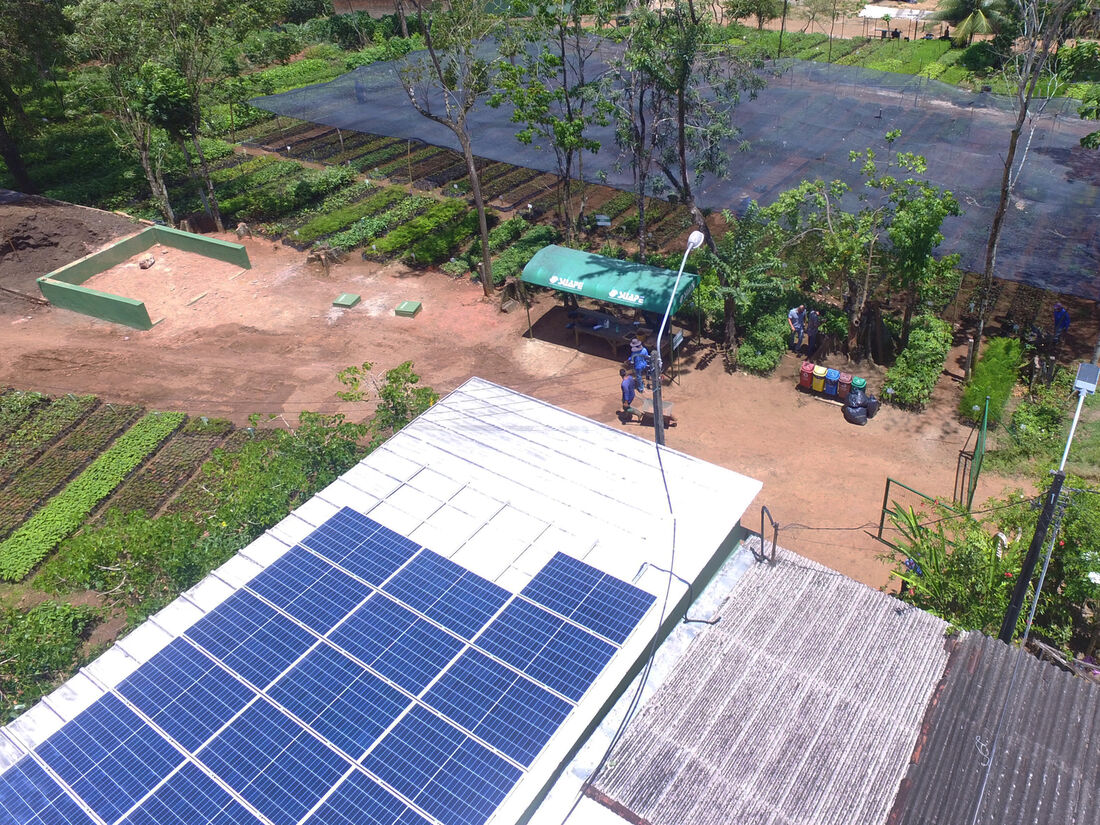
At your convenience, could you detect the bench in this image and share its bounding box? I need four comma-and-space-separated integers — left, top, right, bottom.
569, 309, 636, 358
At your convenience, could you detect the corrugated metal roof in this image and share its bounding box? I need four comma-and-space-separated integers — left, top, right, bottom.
888, 632, 1100, 825
590, 542, 951, 825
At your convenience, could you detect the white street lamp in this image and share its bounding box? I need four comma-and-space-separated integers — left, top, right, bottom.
652, 230, 705, 446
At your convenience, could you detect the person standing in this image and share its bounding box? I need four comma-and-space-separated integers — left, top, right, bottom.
628, 338, 651, 388
620, 368, 643, 420
787, 304, 806, 353
1053, 302, 1070, 343
806, 308, 821, 356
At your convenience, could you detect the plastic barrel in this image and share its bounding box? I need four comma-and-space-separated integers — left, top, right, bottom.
812, 365, 827, 393
838, 372, 853, 400
800, 361, 815, 389
824, 368, 839, 396
852, 376, 867, 391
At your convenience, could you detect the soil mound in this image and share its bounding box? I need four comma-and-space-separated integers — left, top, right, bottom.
0, 190, 141, 297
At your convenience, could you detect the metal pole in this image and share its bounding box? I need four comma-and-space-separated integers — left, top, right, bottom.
653, 231, 704, 446
998, 386, 1087, 642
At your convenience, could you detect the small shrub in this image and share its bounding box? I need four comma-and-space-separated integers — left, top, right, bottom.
960, 337, 1022, 424
960, 41, 1001, 72
405, 211, 480, 265
735, 311, 789, 375
0, 601, 97, 720
883, 315, 952, 408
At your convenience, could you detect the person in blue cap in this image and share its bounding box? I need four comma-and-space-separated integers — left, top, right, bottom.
627, 337, 651, 389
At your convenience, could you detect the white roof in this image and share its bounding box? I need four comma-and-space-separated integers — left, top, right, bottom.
1, 377, 763, 825
859, 4, 934, 20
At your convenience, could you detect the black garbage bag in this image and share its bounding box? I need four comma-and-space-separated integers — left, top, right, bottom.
846, 387, 867, 409
843, 404, 868, 426
865, 394, 880, 418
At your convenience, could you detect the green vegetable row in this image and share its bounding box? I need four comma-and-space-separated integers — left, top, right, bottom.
0, 411, 186, 581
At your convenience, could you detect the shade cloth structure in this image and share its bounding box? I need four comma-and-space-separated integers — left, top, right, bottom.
521, 245, 699, 315
250, 44, 1100, 298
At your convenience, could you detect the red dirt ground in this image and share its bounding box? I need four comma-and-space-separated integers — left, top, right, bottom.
0, 197, 1072, 590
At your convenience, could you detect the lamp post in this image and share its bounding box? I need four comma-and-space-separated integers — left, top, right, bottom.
998, 362, 1100, 642
652, 230, 705, 447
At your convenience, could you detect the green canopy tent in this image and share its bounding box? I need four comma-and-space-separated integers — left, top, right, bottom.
520, 244, 700, 340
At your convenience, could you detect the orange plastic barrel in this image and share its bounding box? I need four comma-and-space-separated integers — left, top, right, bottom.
812, 365, 827, 392
800, 361, 815, 389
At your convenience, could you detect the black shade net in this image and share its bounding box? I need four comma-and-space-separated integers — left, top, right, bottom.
252, 46, 1099, 298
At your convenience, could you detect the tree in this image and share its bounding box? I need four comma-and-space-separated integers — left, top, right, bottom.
973, 0, 1075, 356
724, 0, 782, 29
766, 132, 959, 358
708, 201, 786, 352
930, 0, 1009, 46
647, 2, 763, 252
492, 0, 612, 242
0, 0, 71, 193
400, 0, 500, 297
66, 0, 177, 224
155, 0, 287, 232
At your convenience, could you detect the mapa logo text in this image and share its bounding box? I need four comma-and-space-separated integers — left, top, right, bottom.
608, 288, 644, 305
549, 275, 583, 291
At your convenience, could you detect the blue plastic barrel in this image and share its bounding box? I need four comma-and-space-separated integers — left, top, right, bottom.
824, 368, 840, 396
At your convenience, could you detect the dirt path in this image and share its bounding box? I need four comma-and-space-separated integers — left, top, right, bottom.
0, 220, 1032, 590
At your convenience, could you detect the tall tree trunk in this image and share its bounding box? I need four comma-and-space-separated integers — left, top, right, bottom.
0, 114, 35, 194
395, 0, 409, 37
137, 141, 175, 226
459, 133, 493, 297
191, 134, 224, 232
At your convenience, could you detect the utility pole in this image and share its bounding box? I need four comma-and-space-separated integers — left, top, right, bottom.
998, 362, 1099, 642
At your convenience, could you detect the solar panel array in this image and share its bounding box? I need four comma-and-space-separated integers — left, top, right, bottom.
0, 507, 656, 825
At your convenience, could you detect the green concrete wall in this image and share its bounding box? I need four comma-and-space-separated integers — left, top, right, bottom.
152, 226, 251, 269
46, 231, 153, 285
37, 279, 153, 330
36, 224, 250, 329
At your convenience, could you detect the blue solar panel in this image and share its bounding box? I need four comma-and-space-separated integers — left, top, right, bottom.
0, 756, 93, 825
196, 700, 346, 825
303, 771, 430, 825
118, 638, 255, 752
186, 590, 317, 689
328, 594, 464, 694
303, 508, 419, 585
521, 553, 656, 644
383, 551, 509, 639
474, 599, 616, 701
118, 762, 258, 825
362, 705, 521, 825
36, 693, 184, 823
0, 510, 658, 825
424, 650, 571, 766
268, 644, 409, 759
247, 544, 371, 635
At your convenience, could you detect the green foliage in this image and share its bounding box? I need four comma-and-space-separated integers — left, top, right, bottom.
0, 395, 98, 479
0, 601, 97, 721
0, 412, 185, 581
960, 41, 1000, 72
883, 315, 952, 408
735, 310, 789, 374
286, 0, 333, 24
984, 370, 1073, 475
490, 225, 561, 283
1057, 41, 1100, 82
254, 58, 346, 93
337, 361, 439, 448
0, 391, 47, 439
291, 186, 405, 245
879, 503, 1022, 637
404, 211, 479, 265
373, 199, 468, 256
959, 337, 1022, 424
219, 164, 356, 221
327, 194, 434, 252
